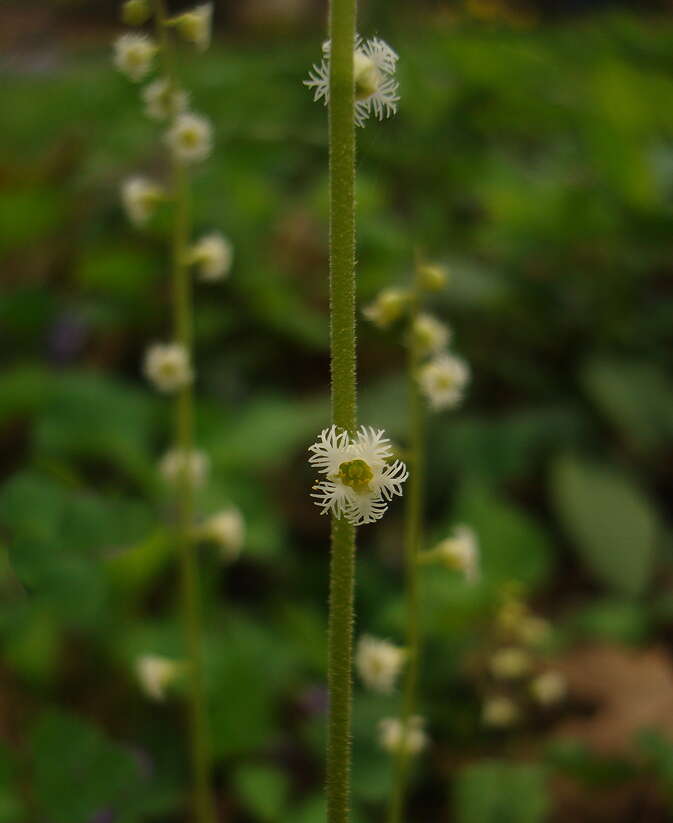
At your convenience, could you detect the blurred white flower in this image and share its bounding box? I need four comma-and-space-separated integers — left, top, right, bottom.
418, 352, 469, 411
188, 232, 233, 281
431, 525, 479, 582
143, 342, 193, 392
530, 670, 566, 707
201, 507, 245, 562
165, 112, 213, 163
490, 647, 532, 680
305, 36, 399, 127
417, 263, 448, 292
378, 715, 427, 756
136, 654, 180, 701
142, 78, 189, 120
114, 33, 157, 82
309, 425, 408, 526
355, 635, 405, 694
362, 288, 409, 329
121, 176, 164, 226
482, 695, 520, 728
159, 448, 209, 488
412, 313, 450, 356
172, 3, 213, 51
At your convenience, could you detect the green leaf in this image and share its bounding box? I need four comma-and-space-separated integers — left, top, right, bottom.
454, 760, 549, 823
234, 765, 289, 822
551, 454, 659, 596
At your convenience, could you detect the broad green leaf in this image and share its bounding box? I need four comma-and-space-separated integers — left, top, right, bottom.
454, 761, 549, 823
234, 765, 289, 822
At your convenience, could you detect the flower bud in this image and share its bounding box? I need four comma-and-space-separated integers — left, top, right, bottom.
122, 0, 151, 26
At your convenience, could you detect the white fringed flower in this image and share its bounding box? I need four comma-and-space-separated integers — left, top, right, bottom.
356, 635, 405, 694
121, 177, 164, 226
165, 112, 213, 163
482, 695, 520, 728
489, 647, 532, 680
304, 36, 399, 127
432, 525, 480, 582
530, 671, 566, 707
362, 288, 409, 329
114, 33, 158, 82
201, 507, 245, 562
143, 342, 193, 392
136, 655, 180, 701
412, 313, 450, 356
142, 78, 189, 120
188, 232, 233, 281
159, 448, 209, 488
171, 4, 213, 51
308, 425, 408, 526
378, 716, 427, 756
418, 352, 469, 411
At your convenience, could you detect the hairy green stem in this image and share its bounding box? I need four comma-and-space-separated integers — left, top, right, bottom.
387, 283, 425, 823
151, 4, 215, 822
327, 0, 357, 821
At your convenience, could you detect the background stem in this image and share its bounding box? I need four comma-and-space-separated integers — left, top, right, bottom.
327, 0, 357, 821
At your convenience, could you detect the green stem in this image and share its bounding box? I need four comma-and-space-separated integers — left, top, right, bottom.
151, 5, 215, 823
387, 284, 425, 823
327, 0, 357, 822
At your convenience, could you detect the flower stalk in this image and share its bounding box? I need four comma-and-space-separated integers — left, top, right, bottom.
326, 0, 357, 819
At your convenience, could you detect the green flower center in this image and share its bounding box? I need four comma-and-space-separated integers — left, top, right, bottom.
353, 52, 380, 101
337, 459, 373, 494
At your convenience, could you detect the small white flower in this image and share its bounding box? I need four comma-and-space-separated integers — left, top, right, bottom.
412, 313, 451, 356
165, 112, 213, 164
201, 507, 245, 562
136, 654, 180, 701
142, 78, 189, 121
431, 525, 479, 582
418, 352, 469, 411
378, 716, 427, 756
530, 671, 566, 707
482, 695, 520, 728
113, 33, 158, 82
356, 635, 405, 694
171, 3, 213, 51
362, 288, 409, 329
143, 342, 193, 392
121, 176, 164, 226
308, 425, 408, 526
417, 263, 448, 292
159, 448, 209, 488
188, 232, 233, 281
304, 36, 399, 127
489, 647, 532, 680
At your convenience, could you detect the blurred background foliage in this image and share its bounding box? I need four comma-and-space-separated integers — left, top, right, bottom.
3, 0, 673, 820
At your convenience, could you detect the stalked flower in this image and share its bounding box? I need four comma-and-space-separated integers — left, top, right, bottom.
356, 635, 406, 694
417, 263, 448, 292
165, 112, 213, 164
113, 33, 157, 82
428, 525, 479, 582
378, 716, 427, 756
200, 507, 245, 562
170, 4, 213, 51
412, 313, 450, 356
530, 670, 566, 707
482, 695, 520, 728
305, 36, 399, 127
308, 425, 408, 526
142, 78, 189, 120
418, 352, 469, 411
188, 232, 233, 281
143, 342, 193, 392
489, 647, 532, 680
159, 448, 209, 488
121, 176, 164, 226
122, 0, 151, 26
136, 655, 180, 701
362, 288, 409, 329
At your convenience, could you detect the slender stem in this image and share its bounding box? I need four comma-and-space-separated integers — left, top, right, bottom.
327, 0, 357, 822
151, 5, 215, 823
387, 283, 425, 823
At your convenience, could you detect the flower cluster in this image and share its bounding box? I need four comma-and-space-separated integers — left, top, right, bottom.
378, 715, 428, 756
305, 36, 399, 128
308, 425, 408, 526
355, 635, 406, 694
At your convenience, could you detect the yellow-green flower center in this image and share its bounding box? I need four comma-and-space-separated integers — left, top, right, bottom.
337, 459, 373, 494
353, 52, 379, 101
